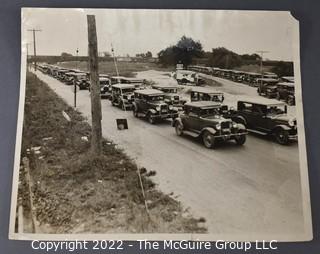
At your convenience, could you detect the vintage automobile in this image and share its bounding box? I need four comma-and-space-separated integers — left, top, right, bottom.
231, 98, 297, 145
276, 82, 295, 106
99, 77, 112, 98
132, 89, 179, 124
280, 76, 294, 83
256, 78, 279, 97
63, 72, 77, 85
174, 70, 205, 85
172, 101, 247, 148
151, 83, 187, 110
190, 87, 225, 103
110, 84, 136, 110
88, 76, 112, 98
110, 76, 144, 87
72, 72, 89, 90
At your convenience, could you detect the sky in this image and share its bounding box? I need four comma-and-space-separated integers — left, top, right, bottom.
22, 8, 297, 61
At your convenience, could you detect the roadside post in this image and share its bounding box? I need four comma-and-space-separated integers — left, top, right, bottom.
87, 15, 102, 155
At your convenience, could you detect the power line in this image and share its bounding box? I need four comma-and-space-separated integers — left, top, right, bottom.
27, 28, 42, 71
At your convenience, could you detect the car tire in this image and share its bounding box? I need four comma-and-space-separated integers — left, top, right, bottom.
147, 114, 156, 124
175, 122, 183, 136
234, 135, 246, 145
133, 107, 139, 118
275, 129, 289, 145
202, 131, 216, 149
288, 97, 295, 106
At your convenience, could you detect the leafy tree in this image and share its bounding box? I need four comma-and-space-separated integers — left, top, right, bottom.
158, 36, 204, 67
145, 51, 152, 58
208, 47, 242, 69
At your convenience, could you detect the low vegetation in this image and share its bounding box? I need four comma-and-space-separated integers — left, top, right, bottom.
18, 72, 206, 234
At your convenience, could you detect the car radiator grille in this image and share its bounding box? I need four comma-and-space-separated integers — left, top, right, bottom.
221, 121, 230, 129
160, 105, 168, 112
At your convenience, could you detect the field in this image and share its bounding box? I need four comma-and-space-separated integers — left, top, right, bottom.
17, 72, 206, 234
57, 61, 174, 77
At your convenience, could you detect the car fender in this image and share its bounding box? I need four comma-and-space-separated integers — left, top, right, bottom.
236, 123, 246, 131
148, 109, 157, 115
172, 117, 183, 127
234, 115, 247, 126
200, 127, 216, 136
272, 125, 291, 133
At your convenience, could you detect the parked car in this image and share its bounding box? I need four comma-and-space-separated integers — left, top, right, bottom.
73, 72, 89, 90
172, 101, 247, 148
63, 72, 77, 85
151, 83, 187, 110
190, 87, 225, 103
256, 78, 279, 98
110, 84, 136, 110
280, 76, 294, 83
276, 82, 295, 105
175, 70, 205, 85
99, 77, 112, 98
231, 98, 297, 145
132, 89, 179, 124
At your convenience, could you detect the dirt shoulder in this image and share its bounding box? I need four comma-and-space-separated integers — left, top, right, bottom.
17, 72, 206, 234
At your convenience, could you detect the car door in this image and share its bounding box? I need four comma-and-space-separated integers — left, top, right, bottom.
252, 104, 270, 131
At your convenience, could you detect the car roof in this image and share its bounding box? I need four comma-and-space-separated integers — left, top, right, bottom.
152, 83, 179, 89
256, 78, 279, 82
191, 87, 223, 94
134, 88, 164, 95
185, 101, 222, 108
277, 82, 295, 87
239, 97, 286, 106
73, 72, 86, 76
99, 77, 110, 81
112, 84, 135, 89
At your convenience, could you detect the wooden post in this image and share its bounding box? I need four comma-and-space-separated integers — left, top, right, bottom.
87, 15, 102, 155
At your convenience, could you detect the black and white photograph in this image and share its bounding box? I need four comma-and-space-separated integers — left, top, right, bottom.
9, 8, 312, 241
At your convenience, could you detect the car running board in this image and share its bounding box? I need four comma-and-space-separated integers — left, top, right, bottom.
247, 128, 268, 135
183, 130, 200, 138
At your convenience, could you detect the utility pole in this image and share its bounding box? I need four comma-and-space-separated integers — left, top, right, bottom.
111, 44, 120, 80
27, 28, 41, 71
74, 48, 79, 108
256, 50, 269, 87
87, 15, 102, 155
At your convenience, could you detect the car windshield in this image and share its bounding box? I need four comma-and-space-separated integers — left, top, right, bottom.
209, 94, 224, 102
76, 75, 86, 80
149, 95, 164, 101
200, 108, 220, 117
100, 81, 110, 86
121, 88, 135, 94
266, 106, 286, 115
163, 88, 177, 93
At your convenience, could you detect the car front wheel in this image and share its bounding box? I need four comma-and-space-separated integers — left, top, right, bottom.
175, 122, 183, 136
202, 131, 216, 149
133, 107, 139, 117
148, 114, 156, 124
275, 129, 289, 145
234, 135, 246, 145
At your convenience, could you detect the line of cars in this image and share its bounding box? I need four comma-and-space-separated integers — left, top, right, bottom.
37, 63, 297, 148
187, 65, 296, 106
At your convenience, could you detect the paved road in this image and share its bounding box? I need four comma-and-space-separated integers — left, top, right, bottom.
34, 70, 304, 240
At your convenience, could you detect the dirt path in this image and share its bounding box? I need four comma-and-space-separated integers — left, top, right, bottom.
34, 70, 305, 240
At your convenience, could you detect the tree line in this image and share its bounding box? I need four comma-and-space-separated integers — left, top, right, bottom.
157, 36, 293, 77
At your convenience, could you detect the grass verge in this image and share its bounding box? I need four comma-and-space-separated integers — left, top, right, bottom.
17, 72, 206, 234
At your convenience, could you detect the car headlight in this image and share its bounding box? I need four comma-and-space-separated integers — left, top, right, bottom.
232, 122, 238, 128
169, 105, 173, 110
216, 123, 221, 130
156, 106, 160, 111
